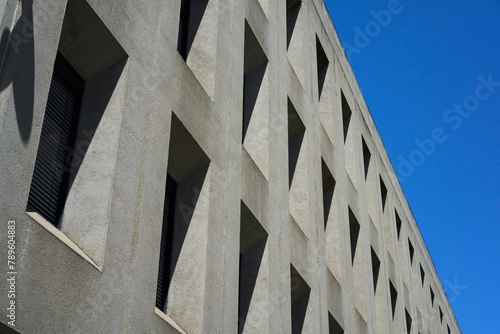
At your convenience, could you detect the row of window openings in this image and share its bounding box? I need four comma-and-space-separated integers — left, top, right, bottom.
28, 59, 445, 330
27, 1, 446, 330
177, 1, 451, 331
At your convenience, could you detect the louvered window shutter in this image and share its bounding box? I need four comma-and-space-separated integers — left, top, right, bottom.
27, 54, 83, 226
156, 175, 177, 310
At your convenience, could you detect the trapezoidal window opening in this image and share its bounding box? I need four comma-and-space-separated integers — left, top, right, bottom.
348, 207, 360, 265
156, 174, 177, 310
379, 175, 387, 212
408, 238, 414, 265
238, 201, 268, 333
371, 247, 381, 293
27, 54, 84, 227
286, 0, 301, 49
389, 280, 397, 320
447, 324, 451, 334
405, 308, 412, 334
156, 112, 210, 313
420, 264, 425, 287
27, 0, 127, 242
341, 91, 352, 143
177, 0, 209, 60
328, 312, 344, 334
290, 264, 311, 334
288, 98, 305, 189
242, 21, 268, 142
321, 158, 336, 230
316, 36, 329, 99
430, 287, 435, 307
395, 209, 402, 240
439, 306, 443, 324
362, 136, 371, 179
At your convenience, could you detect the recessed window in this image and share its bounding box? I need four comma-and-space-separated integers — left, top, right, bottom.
26, 0, 127, 267
408, 238, 414, 265
371, 247, 381, 293
328, 312, 344, 334
321, 159, 336, 230
389, 280, 398, 320
348, 208, 360, 265
379, 176, 387, 212
341, 91, 352, 142
316, 36, 329, 99
291, 265, 311, 334
156, 113, 210, 313
447, 324, 451, 334
286, 0, 301, 49
405, 308, 412, 334
395, 209, 402, 240
420, 264, 426, 287
177, 0, 209, 60
362, 136, 371, 179
242, 21, 268, 142
430, 287, 435, 306
288, 98, 305, 188
439, 306, 443, 324
27, 54, 84, 226
156, 175, 177, 310
239, 201, 268, 333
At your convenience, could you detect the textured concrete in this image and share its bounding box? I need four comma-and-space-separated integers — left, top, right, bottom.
0, 0, 460, 333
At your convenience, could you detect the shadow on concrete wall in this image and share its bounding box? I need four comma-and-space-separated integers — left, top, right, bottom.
0, 0, 34, 144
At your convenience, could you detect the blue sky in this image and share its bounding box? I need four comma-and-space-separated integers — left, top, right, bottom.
325, 0, 500, 333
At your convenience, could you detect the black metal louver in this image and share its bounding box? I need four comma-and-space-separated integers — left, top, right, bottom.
156, 175, 177, 310
27, 54, 83, 226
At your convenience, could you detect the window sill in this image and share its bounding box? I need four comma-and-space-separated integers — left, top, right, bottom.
26, 211, 102, 272
154, 308, 188, 334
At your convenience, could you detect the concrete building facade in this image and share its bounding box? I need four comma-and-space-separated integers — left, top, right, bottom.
0, 0, 461, 333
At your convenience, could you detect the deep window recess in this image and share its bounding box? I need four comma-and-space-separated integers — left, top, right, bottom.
316, 36, 328, 99
328, 312, 344, 334
291, 265, 311, 334
341, 91, 352, 142
420, 264, 426, 287
439, 306, 443, 323
155, 112, 210, 313
177, 0, 190, 58
348, 208, 361, 265
430, 287, 435, 306
27, 54, 84, 227
395, 209, 402, 240
177, 0, 209, 60
288, 98, 305, 189
371, 247, 381, 293
408, 238, 414, 265
379, 175, 387, 212
286, 0, 301, 49
390, 280, 398, 320
321, 159, 335, 230
362, 136, 371, 179
156, 175, 177, 310
405, 309, 412, 334
238, 202, 268, 333
242, 21, 268, 142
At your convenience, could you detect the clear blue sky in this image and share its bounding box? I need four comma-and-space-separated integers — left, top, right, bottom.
325, 0, 500, 333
